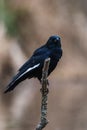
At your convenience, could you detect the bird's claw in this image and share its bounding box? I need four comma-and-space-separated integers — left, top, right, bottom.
40, 79, 49, 86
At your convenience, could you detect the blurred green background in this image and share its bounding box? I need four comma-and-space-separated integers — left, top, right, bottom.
0, 0, 87, 130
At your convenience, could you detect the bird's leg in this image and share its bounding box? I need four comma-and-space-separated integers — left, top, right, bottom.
40, 78, 49, 86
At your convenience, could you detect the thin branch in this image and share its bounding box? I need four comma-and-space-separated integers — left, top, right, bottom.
35, 58, 50, 130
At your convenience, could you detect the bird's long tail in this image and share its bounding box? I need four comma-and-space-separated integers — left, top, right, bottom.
4, 63, 40, 93
4, 72, 25, 93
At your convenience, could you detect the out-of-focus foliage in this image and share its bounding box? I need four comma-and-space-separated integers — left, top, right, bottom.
0, 0, 29, 37
0, 0, 18, 36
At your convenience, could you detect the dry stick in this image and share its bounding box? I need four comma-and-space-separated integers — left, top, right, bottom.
36, 58, 50, 130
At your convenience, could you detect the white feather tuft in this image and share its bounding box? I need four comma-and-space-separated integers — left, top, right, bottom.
16, 63, 40, 81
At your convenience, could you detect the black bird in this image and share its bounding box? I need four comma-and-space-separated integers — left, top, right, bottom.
4, 35, 62, 93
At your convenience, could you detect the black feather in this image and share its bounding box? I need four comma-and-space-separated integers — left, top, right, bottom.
4, 35, 62, 93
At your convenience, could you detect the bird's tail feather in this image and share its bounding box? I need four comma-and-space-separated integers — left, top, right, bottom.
4, 64, 40, 93
4, 72, 24, 93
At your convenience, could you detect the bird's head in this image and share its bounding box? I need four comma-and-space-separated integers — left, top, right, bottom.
46, 35, 61, 48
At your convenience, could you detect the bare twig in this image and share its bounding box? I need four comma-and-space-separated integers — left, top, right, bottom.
36, 58, 50, 130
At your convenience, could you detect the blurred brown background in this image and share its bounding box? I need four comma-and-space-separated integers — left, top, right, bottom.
0, 0, 87, 130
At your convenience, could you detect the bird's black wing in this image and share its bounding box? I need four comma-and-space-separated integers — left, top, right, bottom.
4, 46, 50, 93
19, 45, 46, 72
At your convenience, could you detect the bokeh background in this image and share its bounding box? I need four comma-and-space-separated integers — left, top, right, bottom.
0, 0, 87, 130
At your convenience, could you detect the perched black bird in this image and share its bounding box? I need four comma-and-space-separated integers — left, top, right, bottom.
4, 35, 62, 93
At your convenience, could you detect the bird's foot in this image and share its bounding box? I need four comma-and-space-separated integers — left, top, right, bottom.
40, 79, 49, 86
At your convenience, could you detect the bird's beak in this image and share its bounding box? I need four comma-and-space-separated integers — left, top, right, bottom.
54, 38, 59, 42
